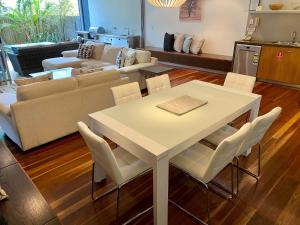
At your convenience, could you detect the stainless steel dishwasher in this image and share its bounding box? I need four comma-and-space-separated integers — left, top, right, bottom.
233, 44, 262, 76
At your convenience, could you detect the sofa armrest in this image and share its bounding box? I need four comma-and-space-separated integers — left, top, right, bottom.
62, 50, 78, 57
119, 62, 155, 74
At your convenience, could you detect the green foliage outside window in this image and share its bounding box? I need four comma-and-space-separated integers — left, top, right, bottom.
0, 0, 79, 44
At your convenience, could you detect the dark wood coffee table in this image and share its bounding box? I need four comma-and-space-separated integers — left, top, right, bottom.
139, 65, 174, 79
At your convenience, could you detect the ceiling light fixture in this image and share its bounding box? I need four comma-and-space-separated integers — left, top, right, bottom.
147, 0, 187, 8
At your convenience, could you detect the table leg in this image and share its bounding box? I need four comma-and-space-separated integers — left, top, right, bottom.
153, 156, 169, 225
244, 98, 261, 156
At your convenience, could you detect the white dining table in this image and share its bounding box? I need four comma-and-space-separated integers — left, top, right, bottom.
88, 80, 262, 225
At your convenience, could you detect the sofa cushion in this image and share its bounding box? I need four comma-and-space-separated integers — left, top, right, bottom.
124, 49, 136, 67
101, 45, 122, 64
86, 41, 105, 60
174, 33, 185, 52
16, 77, 78, 101
182, 35, 193, 54
116, 49, 126, 68
76, 70, 120, 88
164, 33, 175, 51
134, 50, 151, 64
190, 37, 205, 55
77, 44, 95, 59
81, 60, 112, 68
42, 57, 86, 70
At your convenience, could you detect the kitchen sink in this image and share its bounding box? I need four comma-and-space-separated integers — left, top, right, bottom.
272, 41, 300, 47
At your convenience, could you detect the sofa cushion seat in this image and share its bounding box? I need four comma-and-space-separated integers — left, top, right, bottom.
81, 60, 112, 68
42, 57, 87, 70
16, 77, 78, 101
101, 64, 118, 71
0, 93, 17, 116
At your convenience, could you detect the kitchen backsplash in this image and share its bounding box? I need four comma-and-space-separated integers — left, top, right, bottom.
248, 0, 300, 42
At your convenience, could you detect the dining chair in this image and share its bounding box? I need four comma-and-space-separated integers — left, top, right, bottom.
77, 122, 152, 224
146, 74, 171, 95
224, 72, 256, 93
205, 107, 282, 192
169, 123, 252, 225
111, 82, 142, 105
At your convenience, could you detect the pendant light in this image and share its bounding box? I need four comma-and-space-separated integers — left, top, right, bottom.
147, 0, 187, 8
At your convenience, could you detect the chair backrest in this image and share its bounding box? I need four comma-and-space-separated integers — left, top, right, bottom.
203, 123, 252, 183
146, 74, 171, 95
236, 107, 282, 156
77, 122, 123, 185
111, 82, 142, 105
224, 72, 256, 93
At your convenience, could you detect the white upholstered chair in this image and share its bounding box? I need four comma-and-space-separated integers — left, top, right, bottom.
111, 82, 142, 105
146, 74, 171, 95
77, 122, 151, 222
170, 123, 252, 225
205, 107, 282, 190
224, 72, 256, 93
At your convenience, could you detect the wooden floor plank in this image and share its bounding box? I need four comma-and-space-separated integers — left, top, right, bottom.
1, 68, 299, 225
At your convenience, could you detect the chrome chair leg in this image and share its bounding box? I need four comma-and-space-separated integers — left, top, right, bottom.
170, 164, 236, 225
210, 163, 235, 198
91, 163, 118, 201
236, 143, 261, 181
91, 164, 152, 224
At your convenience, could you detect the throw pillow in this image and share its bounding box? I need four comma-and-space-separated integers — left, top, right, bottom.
116, 48, 126, 68
173, 33, 185, 53
86, 41, 105, 60
124, 49, 136, 67
134, 50, 151, 64
101, 45, 123, 64
77, 44, 95, 59
182, 35, 193, 53
15, 73, 52, 86
164, 33, 175, 51
190, 37, 205, 55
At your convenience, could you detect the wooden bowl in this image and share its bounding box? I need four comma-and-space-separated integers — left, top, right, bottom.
269, 3, 284, 10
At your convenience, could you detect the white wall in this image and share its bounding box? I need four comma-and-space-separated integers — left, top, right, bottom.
88, 0, 142, 35
145, 0, 249, 56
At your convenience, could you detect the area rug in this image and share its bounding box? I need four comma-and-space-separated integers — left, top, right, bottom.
0, 83, 16, 93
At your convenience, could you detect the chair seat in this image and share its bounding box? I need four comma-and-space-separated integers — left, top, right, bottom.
205, 125, 237, 146
113, 147, 151, 184
170, 143, 214, 184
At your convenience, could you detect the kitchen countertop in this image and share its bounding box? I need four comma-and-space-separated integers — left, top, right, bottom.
236, 40, 300, 48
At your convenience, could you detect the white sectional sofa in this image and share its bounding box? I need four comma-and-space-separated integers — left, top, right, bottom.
42, 42, 158, 89
0, 70, 128, 151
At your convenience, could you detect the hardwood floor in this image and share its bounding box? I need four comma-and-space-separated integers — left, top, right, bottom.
2, 68, 300, 225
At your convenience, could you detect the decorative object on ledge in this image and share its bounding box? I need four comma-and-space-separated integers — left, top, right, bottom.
269, 2, 284, 10
180, 0, 202, 21
147, 0, 187, 7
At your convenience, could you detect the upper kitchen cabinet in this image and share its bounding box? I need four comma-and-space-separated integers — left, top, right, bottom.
257, 46, 300, 85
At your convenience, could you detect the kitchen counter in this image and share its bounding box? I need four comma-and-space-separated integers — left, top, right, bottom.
236, 40, 300, 48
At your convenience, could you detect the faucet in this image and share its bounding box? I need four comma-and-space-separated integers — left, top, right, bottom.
291, 31, 297, 43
